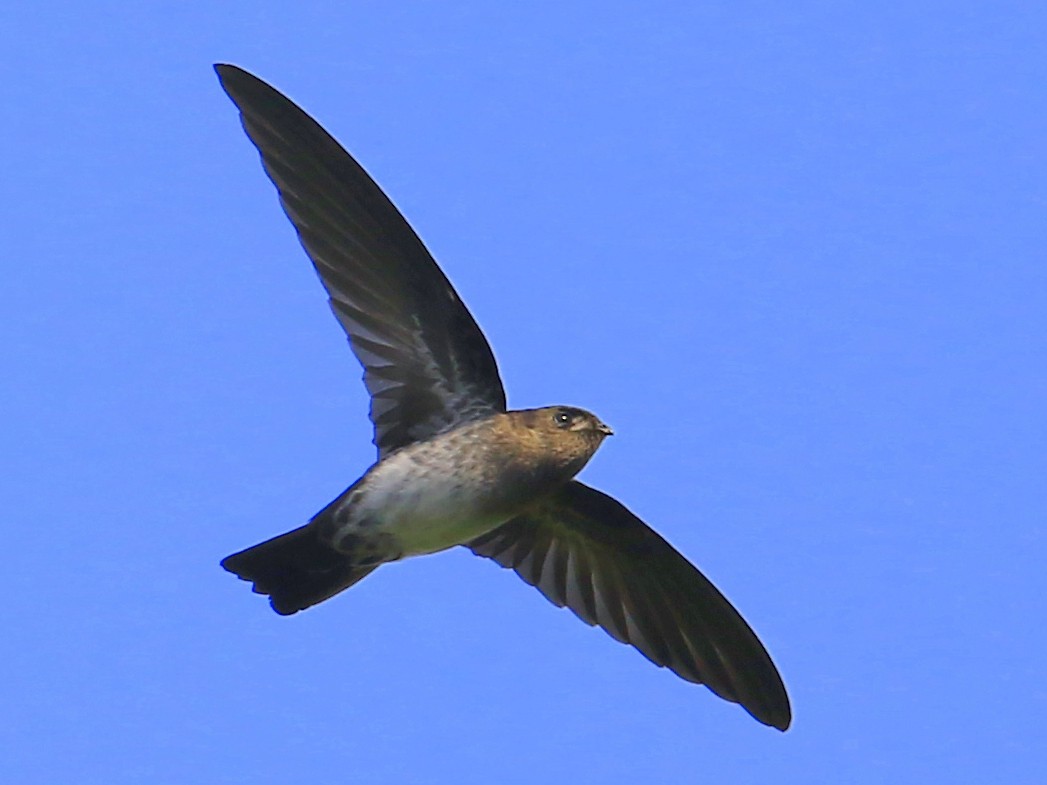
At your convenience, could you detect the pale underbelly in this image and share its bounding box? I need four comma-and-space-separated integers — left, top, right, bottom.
331, 470, 533, 559
382, 505, 514, 556
321, 424, 554, 561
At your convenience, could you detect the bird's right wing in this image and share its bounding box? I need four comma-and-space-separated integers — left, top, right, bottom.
467, 481, 791, 730
215, 64, 507, 458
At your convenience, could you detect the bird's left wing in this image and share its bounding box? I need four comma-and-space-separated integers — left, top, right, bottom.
215, 64, 506, 457
467, 481, 791, 730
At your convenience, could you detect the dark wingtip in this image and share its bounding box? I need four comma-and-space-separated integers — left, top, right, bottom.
762, 670, 793, 731
744, 683, 791, 731
767, 706, 792, 732
213, 63, 252, 91
738, 670, 791, 731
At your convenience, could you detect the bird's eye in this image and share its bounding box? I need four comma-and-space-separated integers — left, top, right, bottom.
554, 410, 573, 428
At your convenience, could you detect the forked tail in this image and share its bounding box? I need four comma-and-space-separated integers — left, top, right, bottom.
221, 524, 377, 615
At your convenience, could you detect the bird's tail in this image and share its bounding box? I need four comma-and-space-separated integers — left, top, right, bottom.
221, 524, 377, 615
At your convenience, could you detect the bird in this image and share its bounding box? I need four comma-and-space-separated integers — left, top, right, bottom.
214, 63, 791, 731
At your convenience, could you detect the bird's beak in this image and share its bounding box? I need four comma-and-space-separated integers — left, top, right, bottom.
596, 420, 614, 436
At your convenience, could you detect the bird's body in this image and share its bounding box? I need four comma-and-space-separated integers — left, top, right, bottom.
215, 63, 792, 731
314, 407, 611, 560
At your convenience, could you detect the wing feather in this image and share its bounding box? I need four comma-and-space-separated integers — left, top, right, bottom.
468, 481, 791, 730
215, 64, 506, 457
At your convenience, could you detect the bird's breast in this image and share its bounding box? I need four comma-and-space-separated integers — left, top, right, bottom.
324, 421, 563, 557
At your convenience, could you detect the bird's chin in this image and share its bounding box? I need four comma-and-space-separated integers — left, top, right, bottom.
585, 432, 611, 452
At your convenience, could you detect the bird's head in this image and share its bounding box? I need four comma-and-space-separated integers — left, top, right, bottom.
510, 405, 613, 479
546, 405, 614, 439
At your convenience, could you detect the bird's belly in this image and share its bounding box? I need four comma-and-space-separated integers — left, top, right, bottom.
334, 454, 531, 558
370, 492, 512, 556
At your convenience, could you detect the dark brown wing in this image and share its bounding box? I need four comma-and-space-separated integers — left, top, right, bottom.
467, 481, 791, 730
215, 64, 506, 457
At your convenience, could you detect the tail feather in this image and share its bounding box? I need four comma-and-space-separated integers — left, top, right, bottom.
221, 524, 377, 615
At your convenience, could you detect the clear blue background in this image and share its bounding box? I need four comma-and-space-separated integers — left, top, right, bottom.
3, 3, 1045, 783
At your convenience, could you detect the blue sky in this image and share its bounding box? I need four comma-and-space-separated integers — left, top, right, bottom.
3, 2, 1045, 782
